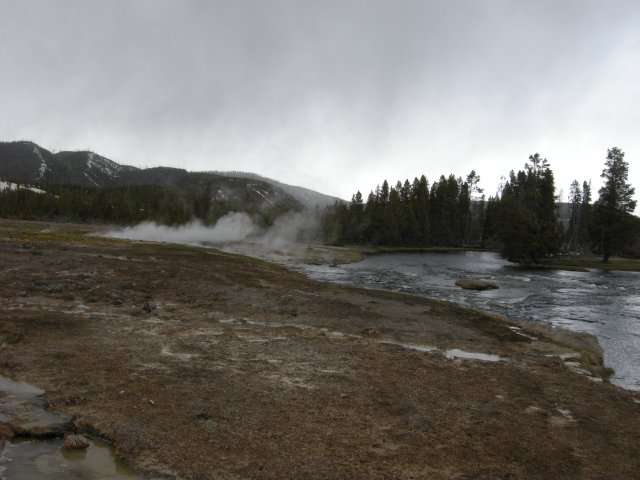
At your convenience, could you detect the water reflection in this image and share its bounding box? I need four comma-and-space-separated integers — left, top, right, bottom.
1, 437, 146, 480
0, 375, 162, 480
300, 252, 640, 391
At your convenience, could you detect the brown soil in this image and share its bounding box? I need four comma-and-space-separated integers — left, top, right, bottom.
1, 219, 639, 479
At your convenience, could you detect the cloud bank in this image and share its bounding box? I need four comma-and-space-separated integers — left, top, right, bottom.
2, 1, 640, 201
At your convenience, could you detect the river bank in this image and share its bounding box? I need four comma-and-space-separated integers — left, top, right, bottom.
343, 245, 640, 272
1, 219, 640, 479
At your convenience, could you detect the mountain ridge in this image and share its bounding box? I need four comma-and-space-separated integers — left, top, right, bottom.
0, 140, 343, 208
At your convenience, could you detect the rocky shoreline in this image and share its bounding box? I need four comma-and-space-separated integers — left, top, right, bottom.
1, 219, 639, 479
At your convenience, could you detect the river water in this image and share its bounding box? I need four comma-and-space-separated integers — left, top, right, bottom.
299, 251, 640, 391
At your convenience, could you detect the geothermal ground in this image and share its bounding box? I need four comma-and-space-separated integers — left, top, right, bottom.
1, 219, 639, 479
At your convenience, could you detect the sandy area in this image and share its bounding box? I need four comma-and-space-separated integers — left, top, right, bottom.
1, 219, 639, 479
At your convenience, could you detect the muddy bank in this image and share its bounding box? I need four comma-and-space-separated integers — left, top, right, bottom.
1, 219, 639, 479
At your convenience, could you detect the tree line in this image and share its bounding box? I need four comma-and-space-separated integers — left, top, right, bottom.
322, 147, 639, 264
0, 183, 294, 228
321, 171, 484, 248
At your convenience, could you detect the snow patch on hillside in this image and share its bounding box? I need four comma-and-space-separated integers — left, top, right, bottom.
86, 152, 96, 170
248, 185, 275, 206
0, 180, 46, 194
84, 172, 100, 187
86, 152, 120, 180
216, 171, 343, 208
33, 146, 47, 180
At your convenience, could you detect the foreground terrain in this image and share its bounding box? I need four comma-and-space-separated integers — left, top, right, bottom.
1, 220, 639, 479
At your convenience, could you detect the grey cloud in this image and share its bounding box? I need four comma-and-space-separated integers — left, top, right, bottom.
1, 0, 639, 199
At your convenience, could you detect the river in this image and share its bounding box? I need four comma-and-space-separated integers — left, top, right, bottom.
298, 251, 640, 391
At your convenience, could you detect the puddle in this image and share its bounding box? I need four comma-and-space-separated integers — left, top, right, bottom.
160, 347, 199, 361
378, 341, 503, 362
444, 349, 503, 362
219, 318, 362, 339
508, 326, 538, 340
0, 377, 68, 431
556, 352, 582, 360
1, 376, 165, 479
0, 437, 153, 479
378, 340, 438, 353
220, 319, 505, 363
545, 353, 604, 381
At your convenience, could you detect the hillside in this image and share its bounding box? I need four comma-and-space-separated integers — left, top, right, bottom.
0, 141, 341, 208
0, 141, 319, 226
216, 171, 342, 208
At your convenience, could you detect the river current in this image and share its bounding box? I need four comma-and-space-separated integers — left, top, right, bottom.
299, 251, 640, 391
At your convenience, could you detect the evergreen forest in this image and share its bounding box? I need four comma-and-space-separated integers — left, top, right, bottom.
321, 149, 640, 264
0, 181, 298, 230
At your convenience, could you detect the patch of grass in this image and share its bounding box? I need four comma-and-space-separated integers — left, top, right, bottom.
541, 256, 640, 272
354, 245, 493, 255
0, 219, 124, 246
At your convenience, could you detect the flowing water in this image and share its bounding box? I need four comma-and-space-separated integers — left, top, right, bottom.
300, 251, 640, 391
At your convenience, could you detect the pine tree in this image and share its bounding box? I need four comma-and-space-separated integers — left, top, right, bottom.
579, 181, 592, 252
592, 147, 637, 262
463, 170, 483, 245
413, 175, 430, 245
567, 180, 582, 251
496, 154, 561, 264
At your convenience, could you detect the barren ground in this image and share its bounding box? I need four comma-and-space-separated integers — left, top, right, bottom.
1, 219, 639, 479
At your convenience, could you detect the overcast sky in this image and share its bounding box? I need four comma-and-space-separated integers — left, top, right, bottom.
1, 0, 639, 202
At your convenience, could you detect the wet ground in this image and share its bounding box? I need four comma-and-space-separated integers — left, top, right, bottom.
1, 436, 149, 480
0, 374, 158, 479
300, 251, 640, 390
1, 220, 640, 479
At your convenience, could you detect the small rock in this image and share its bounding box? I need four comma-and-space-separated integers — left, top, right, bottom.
142, 301, 152, 313
62, 434, 90, 450
33, 278, 61, 293
73, 280, 91, 291
149, 399, 156, 406
455, 278, 499, 291
276, 307, 298, 317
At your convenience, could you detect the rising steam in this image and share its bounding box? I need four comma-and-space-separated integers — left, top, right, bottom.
103, 211, 321, 251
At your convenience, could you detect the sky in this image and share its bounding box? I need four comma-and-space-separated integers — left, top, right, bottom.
1, 0, 639, 202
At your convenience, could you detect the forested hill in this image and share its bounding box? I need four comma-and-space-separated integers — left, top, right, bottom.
215, 171, 341, 208
0, 140, 338, 226
0, 140, 340, 208
0, 141, 137, 188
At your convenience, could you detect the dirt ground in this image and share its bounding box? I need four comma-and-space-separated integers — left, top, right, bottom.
1, 219, 639, 480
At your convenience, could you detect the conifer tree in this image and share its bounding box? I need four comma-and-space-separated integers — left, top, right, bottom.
567, 180, 582, 251
496, 154, 560, 264
592, 147, 637, 262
